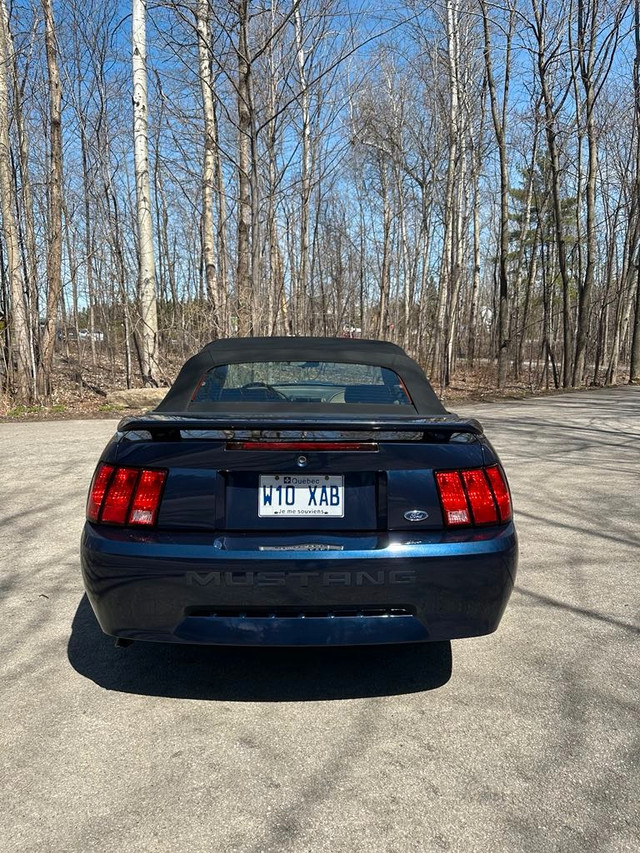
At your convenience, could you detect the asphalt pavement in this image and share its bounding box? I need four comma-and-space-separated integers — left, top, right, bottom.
1, 387, 638, 852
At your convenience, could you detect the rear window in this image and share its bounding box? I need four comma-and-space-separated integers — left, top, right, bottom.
189, 361, 413, 408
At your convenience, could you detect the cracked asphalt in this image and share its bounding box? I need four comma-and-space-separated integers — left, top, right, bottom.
1, 386, 638, 852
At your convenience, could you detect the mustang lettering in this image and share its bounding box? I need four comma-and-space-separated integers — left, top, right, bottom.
185, 569, 417, 587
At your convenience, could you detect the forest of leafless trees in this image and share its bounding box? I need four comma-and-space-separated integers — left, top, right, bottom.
1, 0, 640, 405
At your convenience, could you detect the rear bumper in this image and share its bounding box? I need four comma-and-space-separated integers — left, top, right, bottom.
80, 525, 518, 645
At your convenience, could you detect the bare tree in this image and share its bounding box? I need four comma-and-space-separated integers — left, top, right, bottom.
572, 0, 628, 386
531, 0, 574, 387
0, 0, 32, 400
632, 0, 640, 384
40, 0, 64, 395
8, 13, 39, 371
132, 0, 160, 384
480, 0, 513, 388
235, 0, 253, 336
431, 0, 462, 387
2, 0, 640, 408
196, 0, 225, 334
294, 4, 312, 330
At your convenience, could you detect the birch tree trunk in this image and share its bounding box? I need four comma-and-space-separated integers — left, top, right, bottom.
0, 0, 32, 400
432, 0, 459, 387
40, 0, 63, 396
295, 4, 312, 335
196, 0, 223, 334
132, 0, 160, 384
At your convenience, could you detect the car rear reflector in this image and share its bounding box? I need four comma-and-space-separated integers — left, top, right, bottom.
435, 471, 471, 526
87, 464, 167, 527
485, 464, 512, 522
461, 469, 498, 525
87, 463, 115, 522
436, 465, 512, 527
225, 441, 379, 452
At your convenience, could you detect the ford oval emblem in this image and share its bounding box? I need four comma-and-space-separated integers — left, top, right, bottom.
404, 509, 429, 522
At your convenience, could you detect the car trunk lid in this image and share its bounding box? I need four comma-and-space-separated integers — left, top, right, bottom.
113, 414, 485, 533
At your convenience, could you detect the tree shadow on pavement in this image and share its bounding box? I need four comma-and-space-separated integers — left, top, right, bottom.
67, 595, 452, 701
516, 586, 640, 635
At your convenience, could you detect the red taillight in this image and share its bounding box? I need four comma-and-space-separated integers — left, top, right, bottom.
128, 469, 166, 526
87, 463, 114, 522
435, 471, 471, 526
226, 441, 378, 452
485, 464, 512, 522
436, 465, 512, 527
461, 468, 498, 525
100, 467, 140, 524
87, 465, 167, 527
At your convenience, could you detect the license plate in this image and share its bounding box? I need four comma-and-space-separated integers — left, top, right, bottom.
258, 475, 344, 517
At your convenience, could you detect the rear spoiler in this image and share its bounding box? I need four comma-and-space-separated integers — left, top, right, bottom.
117, 412, 483, 437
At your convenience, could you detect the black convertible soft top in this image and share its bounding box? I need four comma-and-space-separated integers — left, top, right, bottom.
155, 337, 447, 416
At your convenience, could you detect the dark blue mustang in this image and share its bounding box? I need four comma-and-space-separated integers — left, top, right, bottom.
81, 337, 517, 646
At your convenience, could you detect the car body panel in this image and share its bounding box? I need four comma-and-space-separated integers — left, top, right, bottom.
81, 524, 517, 645
107, 437, 489, 534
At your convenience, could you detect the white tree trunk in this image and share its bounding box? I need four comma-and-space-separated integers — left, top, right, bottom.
294, 5, 312, 334
432, 0, 459, 387
132, 0, 159, 384
196, 0, 223, 335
